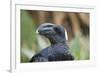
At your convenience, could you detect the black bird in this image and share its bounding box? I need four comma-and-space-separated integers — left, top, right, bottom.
30, 23, 74, 62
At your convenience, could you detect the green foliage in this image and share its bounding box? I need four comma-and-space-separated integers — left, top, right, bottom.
21, 10, 38, 62
69, 35, 89, 60
21, 10, 37, 49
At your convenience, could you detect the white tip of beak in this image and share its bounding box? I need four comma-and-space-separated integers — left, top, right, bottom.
36, 29, 39, 34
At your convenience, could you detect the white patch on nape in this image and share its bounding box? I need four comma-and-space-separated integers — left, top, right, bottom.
64, 29, 68, 40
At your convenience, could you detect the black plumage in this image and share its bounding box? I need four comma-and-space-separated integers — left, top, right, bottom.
30, 23, 74, 62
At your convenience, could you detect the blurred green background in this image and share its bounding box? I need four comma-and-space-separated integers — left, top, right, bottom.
21, 10, 90, 63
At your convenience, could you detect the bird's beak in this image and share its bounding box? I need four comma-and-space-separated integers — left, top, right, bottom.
36, 29, 39, 34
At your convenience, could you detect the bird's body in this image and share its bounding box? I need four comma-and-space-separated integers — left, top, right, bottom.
30, 23, 74, 62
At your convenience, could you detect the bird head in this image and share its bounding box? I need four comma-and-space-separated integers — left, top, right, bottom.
36, 23, 67, 44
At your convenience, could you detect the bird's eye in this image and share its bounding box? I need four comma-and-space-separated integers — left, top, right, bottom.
54, 27, 61, 34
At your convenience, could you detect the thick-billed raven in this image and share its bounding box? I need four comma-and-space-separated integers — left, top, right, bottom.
30, 23, 74, 62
